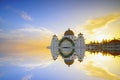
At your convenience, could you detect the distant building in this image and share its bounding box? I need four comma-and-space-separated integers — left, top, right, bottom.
87, 38, 120, 50
86, 38, 120, 57
50, 29, 85, 66
102, 39, 120, 51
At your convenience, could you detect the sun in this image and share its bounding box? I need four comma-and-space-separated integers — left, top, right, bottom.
96, 35, 106, 42
95, 34, 108, 42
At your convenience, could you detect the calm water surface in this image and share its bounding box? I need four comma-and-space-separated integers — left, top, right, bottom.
0, 51, 120, 80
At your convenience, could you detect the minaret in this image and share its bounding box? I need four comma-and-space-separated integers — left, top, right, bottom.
80, 33, 85, 48
75, 33, 85, 61
75, 33, 85, 49
77, 49, 85, 62
51, 35, 59, 60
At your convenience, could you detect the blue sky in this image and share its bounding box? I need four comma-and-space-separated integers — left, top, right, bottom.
0, 0, 120, 33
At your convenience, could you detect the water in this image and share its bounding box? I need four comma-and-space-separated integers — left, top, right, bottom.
0, 51, 120, 80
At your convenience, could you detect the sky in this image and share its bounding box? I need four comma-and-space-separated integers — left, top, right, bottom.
0, 0, 120, 53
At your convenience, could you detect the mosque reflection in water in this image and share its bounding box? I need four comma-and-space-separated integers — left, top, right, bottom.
49, 29, 120, 66
49, 29, 86, 66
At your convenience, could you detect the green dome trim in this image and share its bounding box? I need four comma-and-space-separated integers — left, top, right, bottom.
58, 37, 75, 58
59, 37, 75, 46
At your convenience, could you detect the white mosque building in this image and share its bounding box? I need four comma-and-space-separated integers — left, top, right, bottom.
50, 29, 85, 66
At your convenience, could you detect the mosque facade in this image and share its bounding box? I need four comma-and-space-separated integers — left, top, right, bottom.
50, 29, 85, 66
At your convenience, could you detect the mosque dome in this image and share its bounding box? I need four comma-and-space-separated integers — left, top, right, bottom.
53, 34, 57, 37
64, 59, 74, 66
78, 60, 83, 62
64, 28, 74, 36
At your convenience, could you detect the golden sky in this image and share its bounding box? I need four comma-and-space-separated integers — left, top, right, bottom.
0, 13, 120, 53
75, 13, 120, 43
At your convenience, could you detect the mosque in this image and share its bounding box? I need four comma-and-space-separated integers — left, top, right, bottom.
50, 29, 85, 66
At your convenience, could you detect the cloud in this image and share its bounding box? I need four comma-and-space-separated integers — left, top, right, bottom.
16, 26, 53, 35
19, 62, 52, 71
0, 26, 53, 53
85, 13, 120, 34
20, 11, 32, 21
76, 13, 120, 34
0, 26, 53, 40
0, 53, 52, 72
9, 25, 53, 39
84, 61, 120, 80
74, 13, 120, 43
22, 75, 32, 80
5, 5, 32, 21
90, 19, 120, 42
